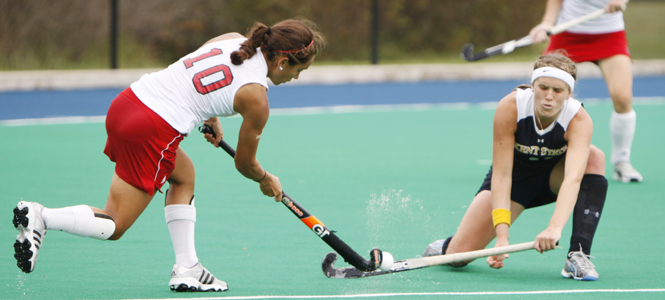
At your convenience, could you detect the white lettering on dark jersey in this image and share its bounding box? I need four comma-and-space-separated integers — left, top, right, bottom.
514, 143, 568, 158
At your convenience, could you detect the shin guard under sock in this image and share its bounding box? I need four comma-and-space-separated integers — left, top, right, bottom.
41, 205, 115, 240
165, 196, 198, 268
569, 174, 608, 255
610, 110, 636, 165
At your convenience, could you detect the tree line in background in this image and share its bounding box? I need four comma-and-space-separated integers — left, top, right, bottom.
4, 0, 664, 70
1, 0, 549, 69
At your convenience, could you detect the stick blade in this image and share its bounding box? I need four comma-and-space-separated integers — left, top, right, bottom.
461, 43, 496, 62
460, 43, 476, 61
322, 252, 388, 278
461, 43, 494, 62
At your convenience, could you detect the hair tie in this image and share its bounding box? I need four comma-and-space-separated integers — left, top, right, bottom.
266, 27, 272, 35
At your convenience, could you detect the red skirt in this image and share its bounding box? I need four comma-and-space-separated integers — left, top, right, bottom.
104, 88, 183, 195
545, 30, 630, 63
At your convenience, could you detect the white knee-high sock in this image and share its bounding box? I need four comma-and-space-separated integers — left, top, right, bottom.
41, 205, 115, 240
165, 204, 199, 268
610, 110, 637, 165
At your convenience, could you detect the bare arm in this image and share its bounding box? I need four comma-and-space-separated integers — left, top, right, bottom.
203, 116, 224, 145
534, 107, 593, 252
200, 32, 245, 48
529, 0, 564, 43
489, 92, 518, 265
233, 83, 283, 201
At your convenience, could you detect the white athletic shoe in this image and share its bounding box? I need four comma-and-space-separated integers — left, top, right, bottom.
13, 201, 46, 273
613, 162, 643, 183
169, 263, 228, 292
422, 239, 446, 257
561, 250, 599, 281
422, 236, 452, 257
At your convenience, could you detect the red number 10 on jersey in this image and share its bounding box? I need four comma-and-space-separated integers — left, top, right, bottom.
183, 48, 234, 95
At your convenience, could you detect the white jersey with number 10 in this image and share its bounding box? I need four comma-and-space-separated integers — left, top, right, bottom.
131, 38, 269, 135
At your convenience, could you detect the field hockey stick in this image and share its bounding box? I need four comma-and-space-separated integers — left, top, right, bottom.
199, 124, 383, 272
323, 241, 538, 278
461, 8, 606, 62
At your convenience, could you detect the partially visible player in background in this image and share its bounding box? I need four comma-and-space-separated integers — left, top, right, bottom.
529, 0, 642, 183
12, 18, 326, 292
424, 53, 608, 281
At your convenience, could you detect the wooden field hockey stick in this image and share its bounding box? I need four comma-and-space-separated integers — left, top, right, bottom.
323, 241, 538, 278
461, 8, 606, 62
199, 124, 383, 272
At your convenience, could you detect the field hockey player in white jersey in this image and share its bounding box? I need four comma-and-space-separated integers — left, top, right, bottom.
12, 18, 326, 292
423, 53, 608, 281
529, 0, 642, 183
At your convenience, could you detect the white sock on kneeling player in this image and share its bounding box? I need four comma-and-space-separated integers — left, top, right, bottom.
165, 203, 199, 268
41, 205, 115, 240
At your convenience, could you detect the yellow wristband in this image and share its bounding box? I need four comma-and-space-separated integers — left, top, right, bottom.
492, 208, 511, 228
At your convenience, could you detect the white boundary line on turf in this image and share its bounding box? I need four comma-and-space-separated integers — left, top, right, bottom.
120, 289, 665, 300
1, 97, 663, 127
0, 115, 107, 126
270, 102, 473, 116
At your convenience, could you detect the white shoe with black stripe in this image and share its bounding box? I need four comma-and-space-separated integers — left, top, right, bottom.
13, 201, 47, 273
614, 162, 643, 183
169, 263, 228, 292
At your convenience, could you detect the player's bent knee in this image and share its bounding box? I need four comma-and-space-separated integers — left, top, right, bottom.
608, 89, 633, 112
168, 175, 195, 186
444, 238, 474, 268
449, 261, 470, 268
108, 227, 126, 241
586, 146, 606, 174
609, 89, 632, 102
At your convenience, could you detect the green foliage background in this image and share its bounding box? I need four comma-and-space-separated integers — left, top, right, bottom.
1, 0, 663, 70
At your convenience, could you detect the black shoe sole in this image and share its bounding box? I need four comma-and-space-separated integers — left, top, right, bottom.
13, 205, 34, 273
170, 283, 227, 292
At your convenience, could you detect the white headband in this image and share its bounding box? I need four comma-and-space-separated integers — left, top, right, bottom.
531, 67, 575, 92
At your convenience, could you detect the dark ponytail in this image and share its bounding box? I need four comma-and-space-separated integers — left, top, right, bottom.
230, 24, 271, 65
230, 18, 326, 66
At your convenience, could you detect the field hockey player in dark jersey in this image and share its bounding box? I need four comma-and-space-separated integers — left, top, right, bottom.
530, 0, 641, 183
423, 53, 608, 281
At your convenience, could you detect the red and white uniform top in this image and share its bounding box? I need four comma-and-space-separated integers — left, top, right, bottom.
558, 0, 624, 34
131, 38, 269, 135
